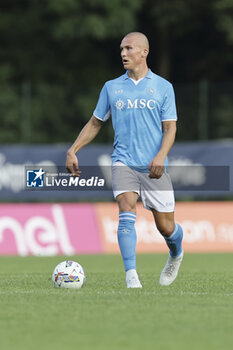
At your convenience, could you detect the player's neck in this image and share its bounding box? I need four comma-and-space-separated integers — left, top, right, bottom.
128, 66, 149, 81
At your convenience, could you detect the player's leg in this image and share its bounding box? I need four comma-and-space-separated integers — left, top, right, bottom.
139, 171, 183, 285
116, 192, 142, 288
112, 162, 142, 288
152, 210, 183, 258
151, 210, 183, 286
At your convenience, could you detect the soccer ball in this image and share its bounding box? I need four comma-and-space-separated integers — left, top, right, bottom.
52, 260, 86, 289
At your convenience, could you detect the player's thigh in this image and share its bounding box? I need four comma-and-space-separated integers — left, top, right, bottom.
151, 209, 175, 237
139, 172, 175, 213
112, 161, 140, 196
116, 191, 139, 213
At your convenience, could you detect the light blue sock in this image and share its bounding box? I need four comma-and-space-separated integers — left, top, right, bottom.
117, 212, 137, 271
164, 223, 183, 258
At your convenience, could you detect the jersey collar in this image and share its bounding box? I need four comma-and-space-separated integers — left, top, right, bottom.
123, 68, 153, 80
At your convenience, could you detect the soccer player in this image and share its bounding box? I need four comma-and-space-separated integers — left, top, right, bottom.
66, 32, 183, 288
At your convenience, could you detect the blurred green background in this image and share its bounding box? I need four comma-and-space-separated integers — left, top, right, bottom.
0, 0, 232, 144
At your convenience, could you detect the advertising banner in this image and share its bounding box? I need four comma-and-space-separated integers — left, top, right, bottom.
0, 203, 102, 256
0, 202, 233, 256
0, 141, 232, 200
96, 202, 233, 253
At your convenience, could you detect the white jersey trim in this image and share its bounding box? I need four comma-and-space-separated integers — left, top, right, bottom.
129, 77, 144, 85
94, 110, 111, 122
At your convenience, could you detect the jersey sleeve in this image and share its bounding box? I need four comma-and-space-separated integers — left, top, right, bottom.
161, 84, 177, 121
93, 83, 111, 122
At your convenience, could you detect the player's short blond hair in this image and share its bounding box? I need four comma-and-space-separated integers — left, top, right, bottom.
123, 32, 149, 51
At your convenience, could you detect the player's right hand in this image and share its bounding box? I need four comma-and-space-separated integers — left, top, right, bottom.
66, 150, 82, 177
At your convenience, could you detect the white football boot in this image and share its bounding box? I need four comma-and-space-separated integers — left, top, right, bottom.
159, 251, 184, 286
126, 269, 142, 289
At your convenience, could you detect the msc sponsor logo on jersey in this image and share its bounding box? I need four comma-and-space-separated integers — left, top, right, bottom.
115, 98, 126, 111
115, 98, 156, 111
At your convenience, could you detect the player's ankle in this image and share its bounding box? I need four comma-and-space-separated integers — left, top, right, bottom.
126, 269, 137, 279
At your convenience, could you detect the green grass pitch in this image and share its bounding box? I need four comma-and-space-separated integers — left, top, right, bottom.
0, 253, 232, 350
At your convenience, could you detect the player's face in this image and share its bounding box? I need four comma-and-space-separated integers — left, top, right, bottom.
120, 36, 145, 70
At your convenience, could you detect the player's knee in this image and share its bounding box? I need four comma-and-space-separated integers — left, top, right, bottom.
157, 221, 175, 237
118, 200, 136, 212
117, 199, 135, 213
116, 193, 137, 213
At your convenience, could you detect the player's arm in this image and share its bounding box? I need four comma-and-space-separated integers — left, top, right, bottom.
149, 120, 176, 179
66, 115, 103, 176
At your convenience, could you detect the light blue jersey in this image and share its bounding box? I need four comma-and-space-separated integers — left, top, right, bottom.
93, 69, 177, 172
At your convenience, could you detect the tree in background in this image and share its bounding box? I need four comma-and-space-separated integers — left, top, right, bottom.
0, 0, 232, 143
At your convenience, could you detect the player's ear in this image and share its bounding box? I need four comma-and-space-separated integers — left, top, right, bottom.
142, 48, 149, 58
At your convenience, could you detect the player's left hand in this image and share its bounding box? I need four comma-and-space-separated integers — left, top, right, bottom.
149, 155, 165, 179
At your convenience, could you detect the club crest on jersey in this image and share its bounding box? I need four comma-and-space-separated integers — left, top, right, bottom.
147, 87, 155, 95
